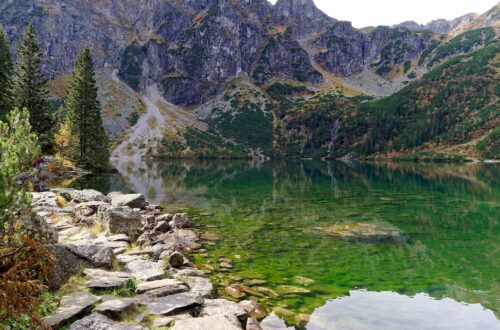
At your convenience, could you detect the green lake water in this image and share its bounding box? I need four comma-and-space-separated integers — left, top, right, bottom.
74, 160, 500, 329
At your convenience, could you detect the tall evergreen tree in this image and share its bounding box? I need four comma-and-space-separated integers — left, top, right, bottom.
12, 24, 53, 150
63, 47, 109, 170
0, 26, 13, 120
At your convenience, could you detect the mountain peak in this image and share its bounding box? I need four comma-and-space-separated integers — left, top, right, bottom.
273, 0, 335, 36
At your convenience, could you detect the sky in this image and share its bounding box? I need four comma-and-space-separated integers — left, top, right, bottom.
269, 0, 499, 28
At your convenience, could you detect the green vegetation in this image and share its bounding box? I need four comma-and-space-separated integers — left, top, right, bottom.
0, 26, 13, 119
12, 24, 54, 151
403, 60, 411, 73
427, 28, 496, 68
210, 102, 273, 155
266, 82, 308, 100
183, 127, 250, 159
0, 108, 54, 328
118, 43, 143, 91
476, 127, 500, 159
57, 47, 109, 170
418, 39, 440, 66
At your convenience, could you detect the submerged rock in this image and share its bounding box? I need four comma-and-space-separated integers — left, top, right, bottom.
276, 285, 311, 295
239, 300, 267, 319
307, 222, 406, 243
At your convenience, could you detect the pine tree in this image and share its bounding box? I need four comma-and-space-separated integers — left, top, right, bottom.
12, 24, 53, 151
0, 25, 13, 120
63, 47, 109, 170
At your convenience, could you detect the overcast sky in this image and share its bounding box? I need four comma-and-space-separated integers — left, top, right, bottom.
269, 0, 499, 28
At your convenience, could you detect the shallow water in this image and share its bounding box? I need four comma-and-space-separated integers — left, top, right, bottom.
74, 160, 500, 329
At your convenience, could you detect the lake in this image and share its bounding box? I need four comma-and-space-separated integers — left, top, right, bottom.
73, 159, 500, 329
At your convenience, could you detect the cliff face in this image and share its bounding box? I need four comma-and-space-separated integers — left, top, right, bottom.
312, 23, 433, 76
0, 0, 498, 106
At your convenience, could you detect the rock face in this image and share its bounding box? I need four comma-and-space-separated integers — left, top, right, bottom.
273, 0, 335, 37
3, 0, 494, 108
97, 205, 143, 239
313, 23, 433, 76
252, 30, 323, 84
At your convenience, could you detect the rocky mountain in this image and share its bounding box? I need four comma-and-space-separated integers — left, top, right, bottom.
1, 0, 499, 160
396, 3, 500, 35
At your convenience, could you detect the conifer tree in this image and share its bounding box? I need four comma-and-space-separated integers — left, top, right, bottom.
0, 26, 13, 120
12, 24, 53, 150
62, 47, 109, 170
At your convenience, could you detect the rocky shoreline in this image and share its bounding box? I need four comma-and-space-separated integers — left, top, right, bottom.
31, 188, 265, 330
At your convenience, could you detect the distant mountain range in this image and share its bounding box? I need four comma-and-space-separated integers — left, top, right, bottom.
1, 0, 499, 160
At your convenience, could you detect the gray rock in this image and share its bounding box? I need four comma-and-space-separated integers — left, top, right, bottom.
172, 267, 206, 278
51, 188, 75, 201
44, 292, 101, 328
163, 251, 185, 268
246, 317, 264, 330
107, 234, 131, 242
158, 229, 200, 251
200, 299, 248, 326
153, 313, 192, 327
67, 244, 115, 268
31, 191, 59, 208
69, 313, 146, 330
183, 276, 214, 298
116, 254, 144, 265
47, 245, 92, 291
111, 193, 147, 209
19, 214, 58, 244
85, 271, 132, 290
97, 205, 143, 239
124, 259, 166, 281
171, 315, 242, 330
136, 279, 186, 294
146, 292, 203, 316
95, 298, 135, 317
169, 213, 192, 229
75, 201, 108, 214
153, 220, 170, 233
156, 214, 173, 223
70, 189, 108, 203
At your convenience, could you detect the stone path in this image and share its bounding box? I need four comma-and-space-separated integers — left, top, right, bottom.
32, 188, 264, 330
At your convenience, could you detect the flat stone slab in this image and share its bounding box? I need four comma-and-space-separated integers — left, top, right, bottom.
152, 313, 192, 327
116, 254, 144, 265
146, 293, 203, 316
171, 315, 242, 330
69, 313, 146, 330
124, 259, 166, 281
200, 299, 248, 325
136, 279, 186, 294
95, 298, 135, 317
84, 269, 131, 290
183, 276, 214, 298
45, 291, 101, 328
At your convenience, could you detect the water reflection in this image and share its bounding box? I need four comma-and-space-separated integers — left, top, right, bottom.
302, 290, 499, 330
72, 159, 500, 327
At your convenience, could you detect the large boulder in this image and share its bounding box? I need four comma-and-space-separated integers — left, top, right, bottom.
169, 213, 192, 229
67, 244, 115, 268
110, 193, 148, 209
19, 214, 59, 244
124, 259, 166, 281
97, 205, 143, 239
47, 245, 92, 290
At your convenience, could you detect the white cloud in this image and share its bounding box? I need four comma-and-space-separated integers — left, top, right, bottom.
268, 0, 499, 28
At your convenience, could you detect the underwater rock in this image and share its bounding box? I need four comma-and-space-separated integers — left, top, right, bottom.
306, 222, 406, 243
